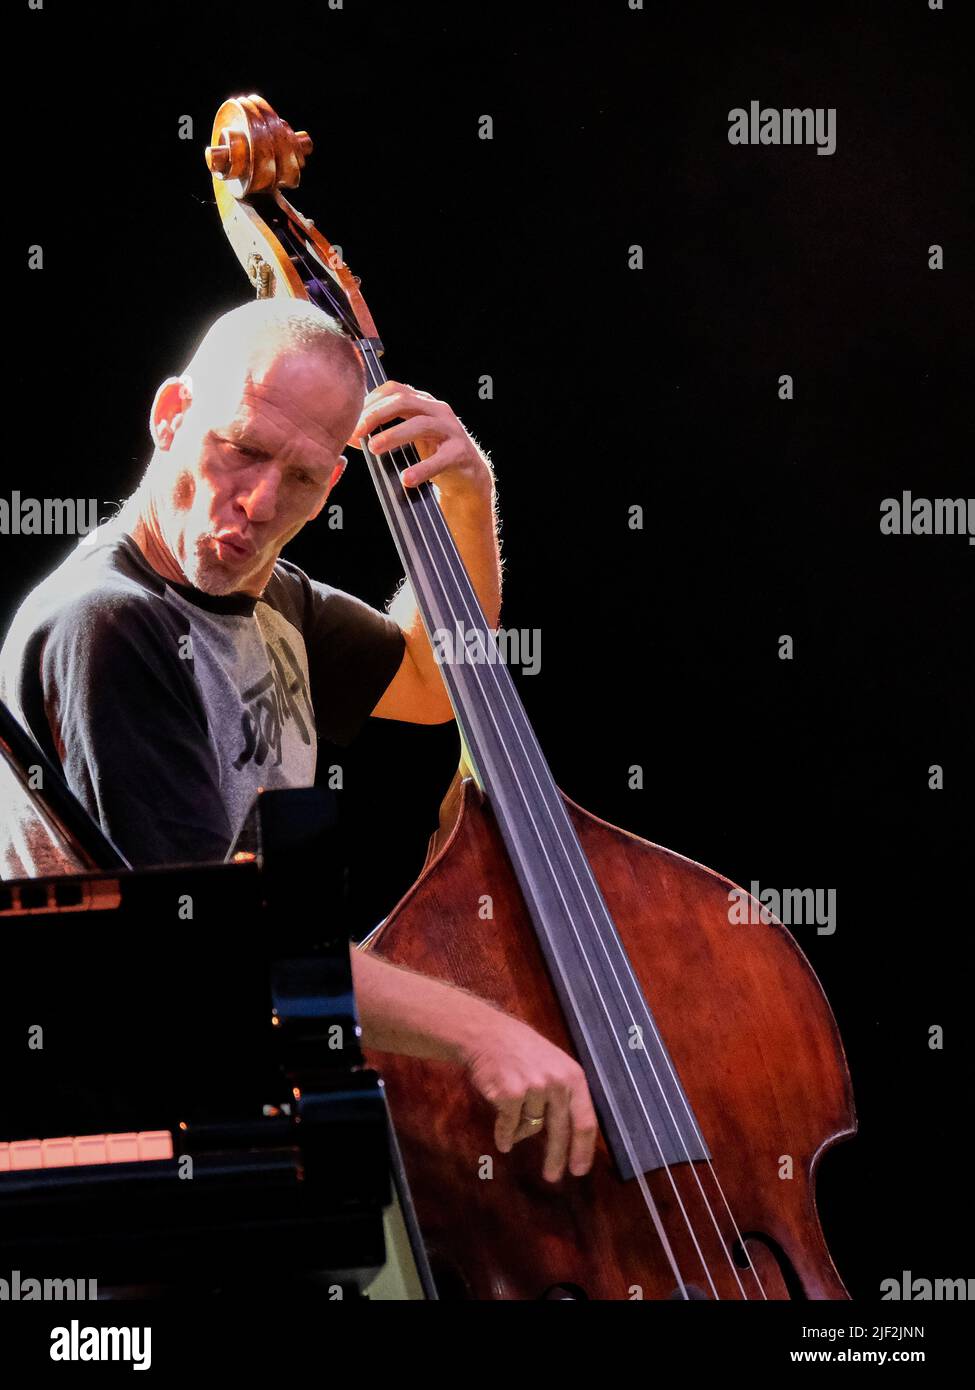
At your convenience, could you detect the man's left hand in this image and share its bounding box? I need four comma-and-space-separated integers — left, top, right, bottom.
348, 381, 492, 501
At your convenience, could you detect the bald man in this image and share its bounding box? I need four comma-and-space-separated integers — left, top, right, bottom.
0, 299, 597, 1181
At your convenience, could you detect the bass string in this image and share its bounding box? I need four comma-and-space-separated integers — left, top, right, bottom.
282, 222, 763, 1299
386, 437, 768, 1299
354, 349, 700, 1299
355, 345, 764, 1303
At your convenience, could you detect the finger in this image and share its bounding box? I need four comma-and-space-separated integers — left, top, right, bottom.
360, 379, 408, 404
367, 415, 442, 458
567, 1080, 599, 1177
493, 1097, 525, 1155
351, 388, 433, 443
540, 1085, 572, 1182
397, 444, 468, 488
509, 1087, 547, 1146
349, 395, 404, 446
366, 380, 436, 405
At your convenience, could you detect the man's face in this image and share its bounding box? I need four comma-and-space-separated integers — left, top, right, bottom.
156, 345, 362, 596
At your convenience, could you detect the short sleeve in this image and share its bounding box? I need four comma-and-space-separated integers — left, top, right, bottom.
41, 595, 234, 867
290, 569, 406, 747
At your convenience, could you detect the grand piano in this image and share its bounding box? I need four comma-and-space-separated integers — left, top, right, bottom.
0, 699, 435, 1300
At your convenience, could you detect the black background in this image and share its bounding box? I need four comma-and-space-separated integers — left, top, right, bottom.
7, 0, 971, 1302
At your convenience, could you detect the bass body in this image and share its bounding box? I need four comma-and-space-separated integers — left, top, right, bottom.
363, 775, 855, 1301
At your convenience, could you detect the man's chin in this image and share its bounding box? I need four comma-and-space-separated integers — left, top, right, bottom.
192, 567, 241, 597
187, 543, 256, 597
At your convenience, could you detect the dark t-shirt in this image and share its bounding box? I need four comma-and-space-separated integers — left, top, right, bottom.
0, 521, 405, 875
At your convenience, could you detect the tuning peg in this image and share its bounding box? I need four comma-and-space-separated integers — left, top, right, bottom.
206, 144, 231, 176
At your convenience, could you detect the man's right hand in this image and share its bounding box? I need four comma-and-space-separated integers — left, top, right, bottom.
457, 1014, 599, 1183
352, 947, 600, 1181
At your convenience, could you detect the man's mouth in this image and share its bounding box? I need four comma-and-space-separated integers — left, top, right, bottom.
212, 533, 255, 562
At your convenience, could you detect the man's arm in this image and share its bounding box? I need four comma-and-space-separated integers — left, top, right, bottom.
351, 947, 598, 1183
347, 382, 502, 726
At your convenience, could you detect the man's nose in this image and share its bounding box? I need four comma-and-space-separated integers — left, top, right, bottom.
238, 469, 280, 523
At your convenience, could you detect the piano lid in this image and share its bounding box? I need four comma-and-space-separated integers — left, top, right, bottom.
0, 698, 130, 873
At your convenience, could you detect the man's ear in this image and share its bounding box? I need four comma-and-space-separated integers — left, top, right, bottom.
307, 456, 348, 522
150, 373, 193, 451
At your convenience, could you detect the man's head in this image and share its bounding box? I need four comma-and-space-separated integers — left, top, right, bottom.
135, 298, 365, 596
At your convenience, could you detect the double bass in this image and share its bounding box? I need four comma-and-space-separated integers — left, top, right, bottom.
204, 95, 856, 1301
